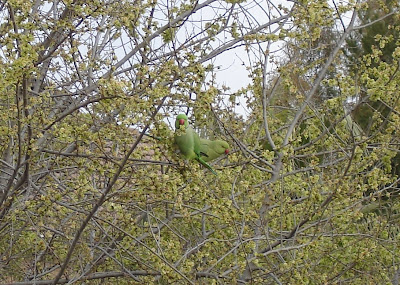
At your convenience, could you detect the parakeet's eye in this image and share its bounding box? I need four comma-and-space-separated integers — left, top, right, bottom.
179, 119, 185, 125
225, 149, 229, 154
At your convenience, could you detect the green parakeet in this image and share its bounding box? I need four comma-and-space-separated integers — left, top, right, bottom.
174, 114, 217, 175
199, 139, 229, 162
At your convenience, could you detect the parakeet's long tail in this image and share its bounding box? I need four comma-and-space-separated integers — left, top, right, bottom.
196, 157, 217, 176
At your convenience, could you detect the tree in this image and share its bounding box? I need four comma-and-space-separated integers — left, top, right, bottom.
345, 0, 400, 133
1, 0, 400, 284
344, 0, 400, 223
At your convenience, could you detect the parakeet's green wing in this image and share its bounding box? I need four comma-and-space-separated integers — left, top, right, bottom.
199, 138, 211, 158
193, 134, 217, 175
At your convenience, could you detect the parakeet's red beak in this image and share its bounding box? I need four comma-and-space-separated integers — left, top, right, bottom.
225, 149, 229, 154
179, 119, 185, 125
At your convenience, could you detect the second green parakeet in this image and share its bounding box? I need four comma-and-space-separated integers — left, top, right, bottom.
199, 139, 229, 162
174, 114, 217, 175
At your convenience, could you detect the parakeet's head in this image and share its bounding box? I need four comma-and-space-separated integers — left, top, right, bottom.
175, 114, 188, 130
215, 140, 229, 155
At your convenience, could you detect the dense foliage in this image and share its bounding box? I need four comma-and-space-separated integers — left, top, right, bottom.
1, 0, 400, 284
